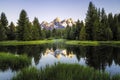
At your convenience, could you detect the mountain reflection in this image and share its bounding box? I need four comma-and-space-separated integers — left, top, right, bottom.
0, 44, 120, 73
43, 48, 75, 59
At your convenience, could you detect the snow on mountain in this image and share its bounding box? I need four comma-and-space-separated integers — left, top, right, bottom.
41, 17, 75, 30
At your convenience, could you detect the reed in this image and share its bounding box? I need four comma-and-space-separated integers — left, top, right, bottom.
0, 52, 31, 71
12, 63, 120, 80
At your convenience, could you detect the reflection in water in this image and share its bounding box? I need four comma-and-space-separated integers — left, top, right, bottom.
0, 43, 120, 79
0, 69, 15, 80
43, 48, 75, 59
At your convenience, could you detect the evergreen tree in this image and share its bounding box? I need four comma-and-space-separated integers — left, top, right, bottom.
7, 22, 16, 40
108, 13, 114, 37
65, 26, 71, 39
23, 21, 32, 41
52, 28, 56, 38
17, 10, 31, 41
41, 28, 46, 39
80, 24, 86, 40
75, 20, 81, 40
0, 12, 8, 40
100, 8, 108, 40
46, 30, 51, 38
104, 27, 113, 40
113, 14, 119, 40
85, 2, 97, 40
32, 17, 41, 40
117, 14, 120, 40
0, 22, 7, 41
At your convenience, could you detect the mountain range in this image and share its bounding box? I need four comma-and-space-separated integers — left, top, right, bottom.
41, 17, 76, 30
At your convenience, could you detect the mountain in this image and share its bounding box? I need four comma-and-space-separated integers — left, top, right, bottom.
41, 17, 76, 30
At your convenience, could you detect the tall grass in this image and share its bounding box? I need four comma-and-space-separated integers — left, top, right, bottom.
0, 52, 31, 71
12, 63, 120, 80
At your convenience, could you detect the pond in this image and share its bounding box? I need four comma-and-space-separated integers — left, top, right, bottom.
0, 41, 120, 80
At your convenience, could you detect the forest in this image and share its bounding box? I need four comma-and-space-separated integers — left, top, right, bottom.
0, 2, 120, 41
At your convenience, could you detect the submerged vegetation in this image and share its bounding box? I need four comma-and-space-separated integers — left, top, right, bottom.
0, 52, 31, 71
12, 63, 120, 80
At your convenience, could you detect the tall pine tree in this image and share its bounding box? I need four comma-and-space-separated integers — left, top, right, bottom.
17, 10, 32, 41
0, 12, 8, 40
85, 2, 97, 40
7, 22, 16, 40
32, 17, 41, 40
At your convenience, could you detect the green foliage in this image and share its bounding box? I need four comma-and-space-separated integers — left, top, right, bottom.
0, 23, 7, 41
32, 17, 41, 40
80, 26, 86, 40
12, 63, 120, 80
0, 12, 8, 41
17, 10, 32, 41
85, 2, 97, 40
0, 52, 31, 71
0, 12, 8, 27
0, 40, 54, 46
65, 40, 120, 46
104, 27, 113, 40
7, 22, 16, 40
0, 2, 120, 41
112, 74, 120, 80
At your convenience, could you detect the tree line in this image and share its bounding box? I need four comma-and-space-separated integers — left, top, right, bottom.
0, 2, 120, 41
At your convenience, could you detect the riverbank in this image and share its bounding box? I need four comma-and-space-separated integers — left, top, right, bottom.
65, 40, 120, 46
0, 40, 54, 46
0, 39, 120, 46
12, 63, 120, 80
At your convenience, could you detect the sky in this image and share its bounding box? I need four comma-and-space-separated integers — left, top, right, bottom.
0, 0, 120, 24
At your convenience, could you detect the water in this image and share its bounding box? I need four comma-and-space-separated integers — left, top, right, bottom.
0, 42, 120, 80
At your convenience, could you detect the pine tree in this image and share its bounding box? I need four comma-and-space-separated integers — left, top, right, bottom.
0, 22, 7, 41
65, 26, 71, 39
113, 14, 119, 40
52, 28, 56, 38
7, 22, 16, 40
117, 14, 120, 40
108, 13, 114, 39
80, 24, 86, 40
17, 10, 31, 41
23, 21, 32, 41
85, 2, 97, 40
104, 27, 113, 40
41, 28, 46, 39
0, 12, 8, 40
32, 17, 41, 40
75, 20, 81, 40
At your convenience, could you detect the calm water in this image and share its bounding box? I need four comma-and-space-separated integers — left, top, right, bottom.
0, 42, 120, 80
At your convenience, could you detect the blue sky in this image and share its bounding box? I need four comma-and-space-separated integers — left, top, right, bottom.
0, 0, 120, 24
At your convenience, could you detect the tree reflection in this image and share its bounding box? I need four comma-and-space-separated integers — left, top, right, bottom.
85, 46, 113, 71
0, 44, 120, 72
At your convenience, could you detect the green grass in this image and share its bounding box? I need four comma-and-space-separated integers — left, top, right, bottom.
0, 40, 54, 46
0, 39, 120, 46
12, 63, 120, 80
0, 52, 31, 71
66, 40, 120, 46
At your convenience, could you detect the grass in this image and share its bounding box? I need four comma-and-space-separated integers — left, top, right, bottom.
12, 63, 120, 80
0, 39, 120, 46
65, 40, 120, 46
0, 40, 54, 46
0, 52, 31, 71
